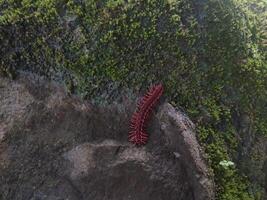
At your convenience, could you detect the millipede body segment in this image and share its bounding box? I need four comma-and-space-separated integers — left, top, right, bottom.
129, 84, 163, 145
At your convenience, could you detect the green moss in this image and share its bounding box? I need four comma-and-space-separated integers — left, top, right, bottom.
0, 0, 266, 199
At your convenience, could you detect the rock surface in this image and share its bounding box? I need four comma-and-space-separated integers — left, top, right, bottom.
0, 74, 214, 200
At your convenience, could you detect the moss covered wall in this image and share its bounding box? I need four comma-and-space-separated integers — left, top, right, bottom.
0, 0, 266, 199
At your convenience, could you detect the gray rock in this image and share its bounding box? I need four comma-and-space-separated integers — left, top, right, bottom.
0, 74, 214, 200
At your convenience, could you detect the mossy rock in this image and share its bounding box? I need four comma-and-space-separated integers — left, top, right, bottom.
0, 0, 266, 199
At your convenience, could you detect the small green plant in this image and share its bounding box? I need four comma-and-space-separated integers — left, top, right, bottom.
219, 160, 235, 169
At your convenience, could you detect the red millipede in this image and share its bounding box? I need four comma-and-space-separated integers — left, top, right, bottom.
129, 83, 164, 145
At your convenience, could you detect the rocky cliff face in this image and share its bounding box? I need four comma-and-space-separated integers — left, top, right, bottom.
0, 74, 214, 200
